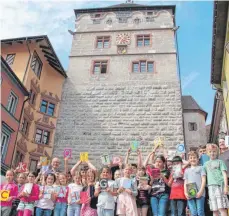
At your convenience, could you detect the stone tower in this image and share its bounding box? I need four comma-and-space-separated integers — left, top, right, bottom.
53, 3, 184, 166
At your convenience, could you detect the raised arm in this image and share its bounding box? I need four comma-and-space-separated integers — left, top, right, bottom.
143, 152, 155, 167
124, 148, 131, 165
35, 172, 42, 184
143, 144, 160, 167
87, 161, 97, 172
70, 160, 82, 176
41, 174, 46, 186
137, 149, 143, 168
64, 158, 69, 174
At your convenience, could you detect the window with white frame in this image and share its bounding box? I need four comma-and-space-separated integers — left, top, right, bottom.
96, 36, 110, 48
7, 91, 18, 115
35, 128, 50, 145
132, 61, 154, 73
137, 35, 150, 47
1, 123, 13, 162
1, 132, 10, 160
30, 159, 38, 172
6, 54, 16, 66
40, 99, 55, 116
30, 51, 42, 79
93, 61, 108, 74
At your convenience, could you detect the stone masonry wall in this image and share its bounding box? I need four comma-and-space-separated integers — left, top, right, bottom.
53, 79, 184, 167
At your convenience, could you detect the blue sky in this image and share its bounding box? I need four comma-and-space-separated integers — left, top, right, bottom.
175, 1, 214, 124
1, 0, 215, 124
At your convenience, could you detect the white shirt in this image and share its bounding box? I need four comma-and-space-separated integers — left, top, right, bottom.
96, 180, 115, 209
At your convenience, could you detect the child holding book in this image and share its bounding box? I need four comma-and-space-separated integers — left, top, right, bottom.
81, 169, 98, 216
36, 173, 56, 216
95, 166, 116, 216
150, 155, 170, 216
0, 170, 18, 216
168, 156, 186, 216
184, 151, 206, 216
17, 172, 39, 216
67, 171, 83, 216
114, 164, 138, 216
136, 174, 151, 216
54, 173, 69, 216
11, 173, 26, 216
203, 144, 229, 216
114, 169, 121, 216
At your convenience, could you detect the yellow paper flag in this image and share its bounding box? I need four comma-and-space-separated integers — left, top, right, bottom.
40, 157, 48, 166
153, 137, 164, 149
80, 152, 88, 162
0, 190, 10, 201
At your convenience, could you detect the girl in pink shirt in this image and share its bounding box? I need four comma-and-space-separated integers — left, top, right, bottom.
54, 173, 69, 216
17, 172, 39, 216
0, 170, 18, 216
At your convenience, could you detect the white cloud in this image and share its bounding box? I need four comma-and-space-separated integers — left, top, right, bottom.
0, 0, 182, 69
0, 0, 89, 69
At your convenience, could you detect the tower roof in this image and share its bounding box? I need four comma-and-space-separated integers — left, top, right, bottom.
106, 3, 147, 8
182, 96, 208, 119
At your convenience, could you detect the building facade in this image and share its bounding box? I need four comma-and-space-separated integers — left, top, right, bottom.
1, 56, 29, 174
53, 3, 184, 166
210, 1, 229, 143
182, 96, 208, 149
1, 36, 67, 171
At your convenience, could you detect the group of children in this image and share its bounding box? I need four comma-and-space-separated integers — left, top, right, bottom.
1, 142, 229, 216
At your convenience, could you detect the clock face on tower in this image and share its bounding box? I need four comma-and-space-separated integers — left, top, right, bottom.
116, 33, 131, 45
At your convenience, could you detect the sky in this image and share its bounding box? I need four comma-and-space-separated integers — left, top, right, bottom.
0, 0, 215, 124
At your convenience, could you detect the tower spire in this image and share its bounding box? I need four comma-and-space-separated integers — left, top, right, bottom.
126, 0, 134, 3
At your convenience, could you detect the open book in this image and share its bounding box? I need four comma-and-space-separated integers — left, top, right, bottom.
23, 183, 33, 194
120, 178, 132, 189
172, 164, 182, 179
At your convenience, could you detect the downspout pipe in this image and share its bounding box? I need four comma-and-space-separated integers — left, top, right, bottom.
173, 17, 187, 157
11, 37, 31, 167
10, 96, 30, 168
22, 38, 32, 84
